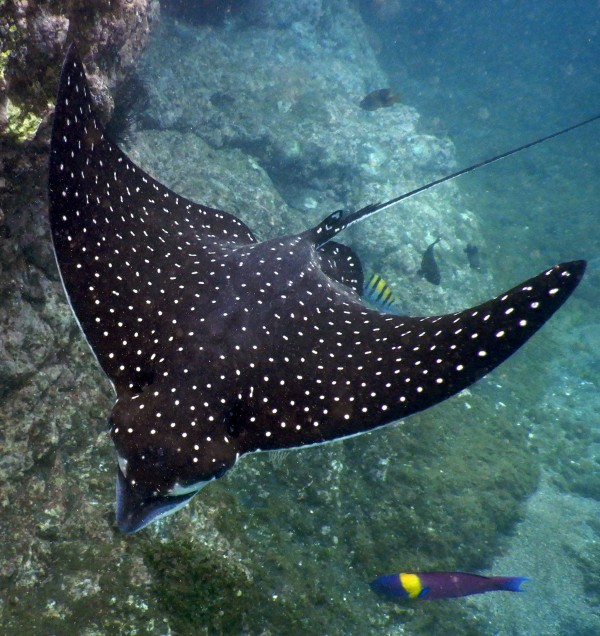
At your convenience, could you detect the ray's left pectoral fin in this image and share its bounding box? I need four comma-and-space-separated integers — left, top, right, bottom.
376, 259, 586, 420
48, 45, 258, 395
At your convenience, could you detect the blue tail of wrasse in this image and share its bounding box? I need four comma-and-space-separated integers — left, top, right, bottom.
364, 273, 396, 310
501, 576, 529, 592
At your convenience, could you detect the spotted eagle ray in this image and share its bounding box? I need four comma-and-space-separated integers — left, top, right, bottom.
49, 46, 591, 533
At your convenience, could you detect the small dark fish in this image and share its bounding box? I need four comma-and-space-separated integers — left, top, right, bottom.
364, 273, 396, 310
419, 237, 442, 285
465, 243, 481, 270
370, 571, 529, 601
210, 91, 236, 109
359, 88, 401, 111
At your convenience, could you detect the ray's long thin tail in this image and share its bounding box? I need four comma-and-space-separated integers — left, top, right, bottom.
308, 112, 600, 248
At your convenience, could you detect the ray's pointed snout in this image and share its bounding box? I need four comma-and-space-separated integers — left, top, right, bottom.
115, 468, 200, 533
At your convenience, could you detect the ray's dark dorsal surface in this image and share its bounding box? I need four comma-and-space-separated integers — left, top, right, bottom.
49, 45, 586, 533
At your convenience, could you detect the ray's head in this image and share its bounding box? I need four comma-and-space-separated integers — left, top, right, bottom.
111, 392, 241, 532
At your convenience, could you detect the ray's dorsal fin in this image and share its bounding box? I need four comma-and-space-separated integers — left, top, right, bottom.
304, 204, 381, 248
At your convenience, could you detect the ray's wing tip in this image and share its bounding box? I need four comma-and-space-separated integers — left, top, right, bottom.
535, 260, 586, 305
556, 259, 586, 285
64, 42, 84, 65
60, 42, 83, 76
54, 43, 87, 113
559, 258, 586, 270
568, 258, 586, 274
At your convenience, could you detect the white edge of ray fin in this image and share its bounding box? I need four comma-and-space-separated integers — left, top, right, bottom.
51, 244, 117, 397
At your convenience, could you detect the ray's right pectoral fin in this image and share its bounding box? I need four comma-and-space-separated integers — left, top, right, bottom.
305, 259, 586, 446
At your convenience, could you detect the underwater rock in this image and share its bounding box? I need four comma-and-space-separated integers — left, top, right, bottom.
137, 16, 479, 293
240, 0, 326, 29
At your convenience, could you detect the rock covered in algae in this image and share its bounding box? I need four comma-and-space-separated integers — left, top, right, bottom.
0, 0, 160, 140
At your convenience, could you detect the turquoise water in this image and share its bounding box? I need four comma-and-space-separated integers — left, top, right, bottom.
1, 1, 599, 634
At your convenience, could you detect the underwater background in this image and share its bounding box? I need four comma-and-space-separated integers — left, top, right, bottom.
1, 1, 599, 634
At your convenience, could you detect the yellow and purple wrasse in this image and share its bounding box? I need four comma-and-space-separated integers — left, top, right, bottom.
363, 273, 396, 310
370, 571, 528, 601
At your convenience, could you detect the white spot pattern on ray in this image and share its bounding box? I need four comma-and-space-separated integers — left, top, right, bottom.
48, 46, 586, 533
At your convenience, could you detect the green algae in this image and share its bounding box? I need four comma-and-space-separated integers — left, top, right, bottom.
1, 36, 44, 141
2, 539, 165, 635
0, 50, 9, 75
142, 536, 258, 634
577, 535, 600, 607
6, 100, 43, 141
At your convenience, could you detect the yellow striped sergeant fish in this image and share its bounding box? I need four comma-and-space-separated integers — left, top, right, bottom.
363, 273, 396, 310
